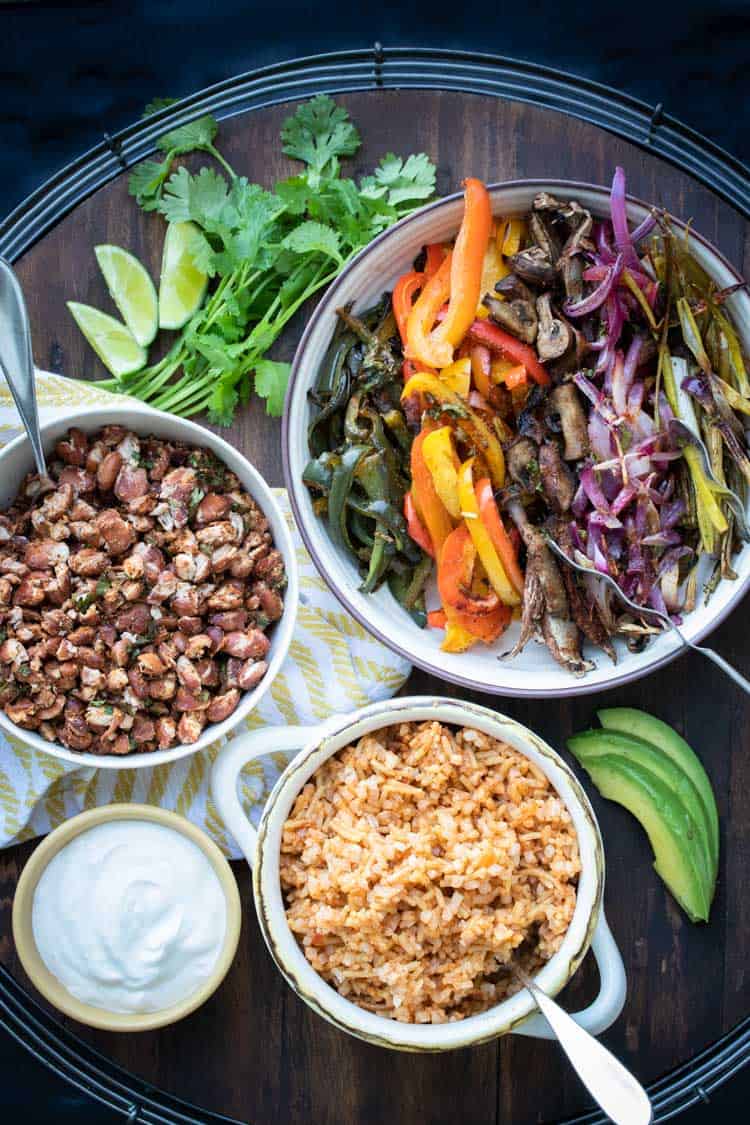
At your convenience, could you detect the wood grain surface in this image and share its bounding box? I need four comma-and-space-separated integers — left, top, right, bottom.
1, 90, 749, 1125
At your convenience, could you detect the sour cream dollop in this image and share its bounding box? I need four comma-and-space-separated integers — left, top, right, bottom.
32, 820, 227, 1014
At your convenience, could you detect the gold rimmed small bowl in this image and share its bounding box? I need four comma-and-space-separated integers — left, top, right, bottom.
12, 804, 242, 1032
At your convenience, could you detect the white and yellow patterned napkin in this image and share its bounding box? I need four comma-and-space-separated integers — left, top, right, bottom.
0, 371, 410, 857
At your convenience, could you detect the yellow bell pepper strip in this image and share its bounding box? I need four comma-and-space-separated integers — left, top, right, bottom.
457, 459, 520, 606
475, 477, 525, 596
439, 356, 471, 396
470, 344, 492, 399
403, 491, 435, 558
437, 524, 511, 644
410, 430, 454, 557
422, 426, 462, 519
441, 621, 479, 652
465, 318, 550, 385
406, 179, 492, 368
501, 218, 525, 257
392, 271, 424, 345
478, 237, 510, 313
404, 252, 454, 368
401, 371, 506, 487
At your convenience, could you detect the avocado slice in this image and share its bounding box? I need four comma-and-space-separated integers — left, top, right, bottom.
597, 707, 719, 876
572, 754, 711, 922
568, 728, 716, 895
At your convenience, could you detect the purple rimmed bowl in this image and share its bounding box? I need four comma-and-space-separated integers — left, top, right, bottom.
283, 181, 750, 697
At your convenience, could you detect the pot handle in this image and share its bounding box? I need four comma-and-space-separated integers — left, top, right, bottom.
511, 911, 626, 1039
211, 724, 326, 868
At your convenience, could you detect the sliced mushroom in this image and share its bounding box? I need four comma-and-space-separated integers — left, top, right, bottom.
509, 247, 558, 288
562, 210, 594, 257
506, 438, 540, 490
535, 294, 571, 361
560, 256, 584, 306
529, 212, 562, 265
494, 273, 535, 302
538, 441, 576, 512
549, 384, 589, 461
484, 293, 537, 345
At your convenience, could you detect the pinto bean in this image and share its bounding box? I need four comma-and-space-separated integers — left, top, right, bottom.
238, 659, 268, 691
24, 539, 69, 569
206, 581, 244, 611
223, 630, 271, 660
115, 602, 151, 634
59, 467, 96, 493
69, 548, 108, 577
209, 609, 247, 632
56, 429, 88, 467
96, 509, 135, 555
207, 689, 240, 723
195, 493, 232, 525
156, 716, 177, 748
177, 711, 206, 743
114, 465, 149, 503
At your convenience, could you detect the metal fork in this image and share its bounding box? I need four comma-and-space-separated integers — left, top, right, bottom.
0, 257, 47, 477
545, 537, 750, 696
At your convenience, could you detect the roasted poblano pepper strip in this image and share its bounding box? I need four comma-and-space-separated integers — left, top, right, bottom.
327, 445, 368, 552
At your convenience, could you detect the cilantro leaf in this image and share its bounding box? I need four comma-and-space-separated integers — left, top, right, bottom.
360, 152, 436, 210
143, 96, 178, 117
155, 114, 219, 157
128, 157, 174, 210
159, 166, 229, 227
207, 378, 239, 427
254, 359, 290, 416
282, 221, 342, 264
281, 95, 360, 181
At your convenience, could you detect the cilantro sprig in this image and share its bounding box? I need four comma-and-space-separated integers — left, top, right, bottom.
109, 96, 436, 424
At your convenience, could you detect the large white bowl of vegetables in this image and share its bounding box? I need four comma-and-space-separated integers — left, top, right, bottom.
284, 172, 750, 697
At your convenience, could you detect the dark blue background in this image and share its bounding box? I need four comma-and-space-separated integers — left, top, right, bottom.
2, 1, 749, 1120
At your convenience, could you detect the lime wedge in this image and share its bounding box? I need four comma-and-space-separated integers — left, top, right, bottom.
158, 221, 208, 330
67, 302, 147, 378
94, 244, 158, 347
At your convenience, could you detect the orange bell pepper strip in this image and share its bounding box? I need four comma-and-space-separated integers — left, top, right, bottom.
410, 431, 454, 557
427, 609, 447, 629
393, 271, 424, 345
438, 525, 511, 644
470, 344, 492, 399
404, 252, 454, 368
406, 179, 492, 368
424, 243, 446, 278
476, 477, 525, 596
457, 459, 520, 606
465, 318, 550, 385
403, 491, 434, 558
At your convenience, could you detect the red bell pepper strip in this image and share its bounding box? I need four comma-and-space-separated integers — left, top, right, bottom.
403, 491, 435, 557
465, 319, 550, 385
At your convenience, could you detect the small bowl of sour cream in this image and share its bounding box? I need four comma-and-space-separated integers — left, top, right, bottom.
12, 805, 241, 1031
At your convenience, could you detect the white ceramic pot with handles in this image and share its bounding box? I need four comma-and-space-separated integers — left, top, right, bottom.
211, 696, 626, 1051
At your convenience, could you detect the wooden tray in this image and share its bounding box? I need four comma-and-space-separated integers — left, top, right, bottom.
1, 86, 749, 1125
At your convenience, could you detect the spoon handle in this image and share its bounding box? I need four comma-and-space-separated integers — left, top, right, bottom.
523, 979, 652, 1125
0, 258, 46, 477
686, 639, 750, 696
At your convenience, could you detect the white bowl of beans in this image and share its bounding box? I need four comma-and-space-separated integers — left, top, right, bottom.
0, 404, 297, 768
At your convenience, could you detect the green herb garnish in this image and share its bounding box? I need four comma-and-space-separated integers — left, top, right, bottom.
107, 95, 435, 423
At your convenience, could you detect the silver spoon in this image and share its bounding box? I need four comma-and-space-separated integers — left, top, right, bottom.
513, 965, 652, 1125
0, 257, 47, 477
546, 536, 750, 695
